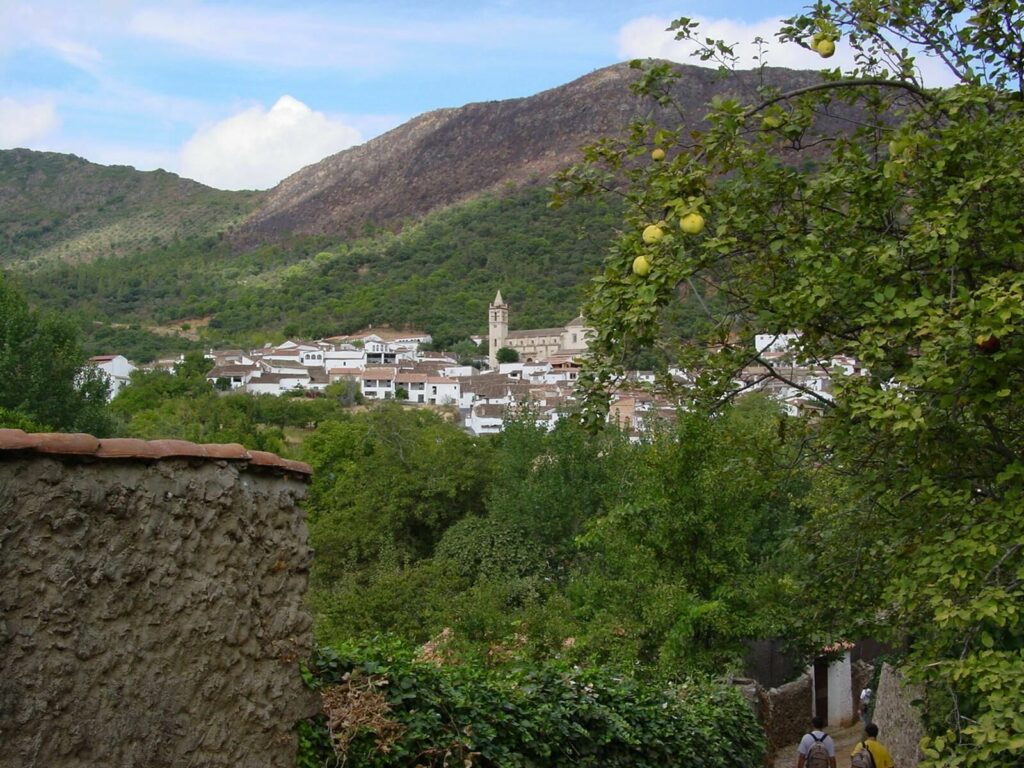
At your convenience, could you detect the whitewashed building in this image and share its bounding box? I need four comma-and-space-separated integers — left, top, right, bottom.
89, 355, 136, 399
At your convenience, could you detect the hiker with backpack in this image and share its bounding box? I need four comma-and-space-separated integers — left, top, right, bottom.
850, 722, 895, 768
796, 716, 836, 768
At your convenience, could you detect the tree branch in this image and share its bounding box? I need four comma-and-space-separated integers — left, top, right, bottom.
744, 78, 932, 118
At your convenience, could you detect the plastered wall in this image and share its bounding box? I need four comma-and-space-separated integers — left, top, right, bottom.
0, 432, 318, 768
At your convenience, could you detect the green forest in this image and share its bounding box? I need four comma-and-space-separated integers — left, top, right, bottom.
5, 185, 621, 360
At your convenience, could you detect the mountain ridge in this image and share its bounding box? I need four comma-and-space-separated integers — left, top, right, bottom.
232, 61, 827, 247
0, 148, 262, 265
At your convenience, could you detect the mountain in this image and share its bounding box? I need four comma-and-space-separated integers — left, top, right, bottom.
233, 62, 826, 246
18, 185, 620, 359
1, 61, 837, 359
0, 149, 262, 265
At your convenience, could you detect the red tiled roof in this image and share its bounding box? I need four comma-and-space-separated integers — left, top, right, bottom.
0, 429, 311, 479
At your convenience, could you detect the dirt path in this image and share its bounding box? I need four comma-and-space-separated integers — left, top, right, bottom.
772, 722, 868, 768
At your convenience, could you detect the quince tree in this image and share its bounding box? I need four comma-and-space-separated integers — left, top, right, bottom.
555, 2, 1024, 765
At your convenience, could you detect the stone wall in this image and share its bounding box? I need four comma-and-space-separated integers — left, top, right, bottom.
0, 430, 319, 768
761, 673, 813, 751
872, 663, 926, 768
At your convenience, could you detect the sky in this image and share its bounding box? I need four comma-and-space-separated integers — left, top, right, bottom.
0, 1, 956, 191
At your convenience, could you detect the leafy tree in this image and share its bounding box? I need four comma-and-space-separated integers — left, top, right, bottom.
0, 274, 111, 434
110, 351, 213, 418
450, 338, 486, 366
558, 3, 1024, 764
303, 404, 493, 584
568, 398, 811, 671
495, 346, 520, 364
121, 391, 285, 453
324, 379, 364, 407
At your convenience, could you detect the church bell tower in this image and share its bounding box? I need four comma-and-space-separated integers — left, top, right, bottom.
488, 290, 508, 368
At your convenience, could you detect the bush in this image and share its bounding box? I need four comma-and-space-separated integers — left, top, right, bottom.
297, 639, 765, 767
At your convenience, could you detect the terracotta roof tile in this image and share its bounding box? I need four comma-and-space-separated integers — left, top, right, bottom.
95, 438, 164, 460
0, 429, 310, 479
35, 433, 102, 455
146, 439, 209, 459
0, 429, 44, 451
203, 443, 250, 460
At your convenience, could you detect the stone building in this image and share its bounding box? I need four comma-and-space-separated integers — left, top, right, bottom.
487, 290, 592, 368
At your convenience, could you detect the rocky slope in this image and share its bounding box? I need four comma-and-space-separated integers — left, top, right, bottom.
233, 62, 827, 246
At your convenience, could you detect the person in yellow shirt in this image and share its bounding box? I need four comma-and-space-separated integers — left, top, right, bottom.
851, 723, 895, 768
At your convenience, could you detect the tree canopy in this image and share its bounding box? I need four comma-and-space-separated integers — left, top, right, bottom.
0, 274, 111, 435
557, 2, 1023, 765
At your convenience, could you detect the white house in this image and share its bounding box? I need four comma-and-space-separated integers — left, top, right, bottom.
441, 365, 476, 379
364, 340, 397, 366
205, 363, 259, 390
89, 355, 136, 399
755, 332, 800, 355
466, 403, 506, 435
324, 346, 367, 372
360, 367, 397, 399
425, 376, 460, 406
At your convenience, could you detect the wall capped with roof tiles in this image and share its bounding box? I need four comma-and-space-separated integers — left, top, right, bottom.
0, 430, 318, 768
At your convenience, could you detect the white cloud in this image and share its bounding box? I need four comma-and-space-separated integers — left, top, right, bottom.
0, 97, 60, 147
617, 15, 959, 87
179, 96, 362, 190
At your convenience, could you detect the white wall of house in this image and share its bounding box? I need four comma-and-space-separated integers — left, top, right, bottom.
755, 332, 800, 354
498, 363, 525, 378
394, 348, 419, 364
324, 349, 367, 370
427, 379, 460, 405
91, 355, 136, 400
246, 380, 286, 396
442, 365, 475, 378
808, 651, 855, 727
466, 406, 505, 435
404, 381, 427, 403
828, 652, 854, 726
362, 377, 395, 399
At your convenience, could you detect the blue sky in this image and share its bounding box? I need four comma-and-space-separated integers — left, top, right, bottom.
0, 0, 946, 190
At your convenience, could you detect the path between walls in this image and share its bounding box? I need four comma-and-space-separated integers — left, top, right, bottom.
772, 722, 868, 768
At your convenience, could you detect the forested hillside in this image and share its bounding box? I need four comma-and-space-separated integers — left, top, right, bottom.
15, 186, 621, 357
0, 149, 262, 265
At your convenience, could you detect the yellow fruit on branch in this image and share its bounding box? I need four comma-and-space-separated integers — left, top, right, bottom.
632, 255, 652, 277
642, 224, 665, 244
680, 213, 705, 235
816, 39, 836, 58
651, 148, 666, 161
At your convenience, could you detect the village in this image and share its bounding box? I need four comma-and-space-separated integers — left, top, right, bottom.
89, 291, 866, 437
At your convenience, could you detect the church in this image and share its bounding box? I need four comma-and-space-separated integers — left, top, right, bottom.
487, 290, 593, 368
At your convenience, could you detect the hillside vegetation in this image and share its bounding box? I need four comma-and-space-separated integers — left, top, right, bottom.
0, 149, 262, 265
17, 186, 621, 357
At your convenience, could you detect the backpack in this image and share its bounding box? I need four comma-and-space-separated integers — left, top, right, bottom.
805, 732, 830, 768
851, 741, 877, 768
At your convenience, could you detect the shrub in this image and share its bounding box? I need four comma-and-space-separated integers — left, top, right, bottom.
297, 639, 765, 767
